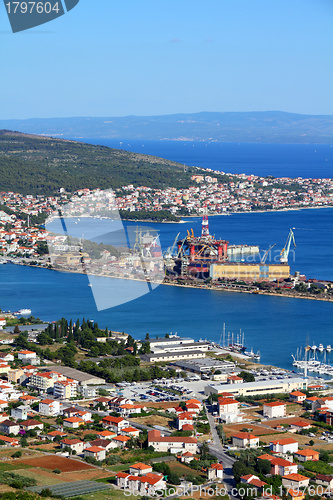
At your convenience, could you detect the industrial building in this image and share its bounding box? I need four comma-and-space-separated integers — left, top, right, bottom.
150, 341, 210, 354
204, 377, 307, 397
141, 350, 204, 363
166, 214, 295, 281
173, 357, 236, 374
44, 366, 105, 386
210, 263, 290, 281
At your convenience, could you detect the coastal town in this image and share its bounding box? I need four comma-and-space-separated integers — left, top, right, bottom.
1, 171, 332, 301
0, 321, 332, 499
0, 170, 333, 222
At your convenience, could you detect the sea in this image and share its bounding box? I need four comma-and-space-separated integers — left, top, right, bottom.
1, 140, 332, 372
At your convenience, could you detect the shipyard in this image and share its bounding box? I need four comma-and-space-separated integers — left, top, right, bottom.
166, 213, 293, 282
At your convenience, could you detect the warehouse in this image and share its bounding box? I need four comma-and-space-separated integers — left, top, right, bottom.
173, 357, 236, 374
204, 377, 307, 396
141, 350, 204, 363
210, 263, 290, 281
44, 366, 105, 385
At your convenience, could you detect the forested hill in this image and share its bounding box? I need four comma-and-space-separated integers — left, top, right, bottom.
0, 130, 199, 195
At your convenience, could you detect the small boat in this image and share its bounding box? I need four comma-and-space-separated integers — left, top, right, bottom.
14, 308, 32, 316
318, 344, 324, 352
327, 345, 332, 353
311, 344, 317, 351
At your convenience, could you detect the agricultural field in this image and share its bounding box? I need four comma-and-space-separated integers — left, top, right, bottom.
263, 416, 313, 428
130, 414, 174, 428
258, 432, 322, 447
14, 466, 114, 486
77, 489, 136, 500
13, 455, 96, 472
223, 423, 280, 438
168, 461, 205, 479
145, 401, 181, 410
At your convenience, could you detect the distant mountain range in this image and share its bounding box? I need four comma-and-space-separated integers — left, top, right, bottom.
1, 111, 332, 143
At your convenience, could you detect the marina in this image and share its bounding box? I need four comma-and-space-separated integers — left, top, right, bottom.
211, 323, 261, 361
292, 346, 333, 377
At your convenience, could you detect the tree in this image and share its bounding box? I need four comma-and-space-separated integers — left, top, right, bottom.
11, 450, 22, 458
239, 371, 255, 383
20, 437, 28, 447
233, 460, 256, 483
13, 325, 21, 334
257, 458, 271, 475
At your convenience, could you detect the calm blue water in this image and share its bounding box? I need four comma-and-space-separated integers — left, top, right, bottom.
68, 139, 333, 179
1, 142, 332, 371
0, 262, 331, 371
1, 209, 332, 370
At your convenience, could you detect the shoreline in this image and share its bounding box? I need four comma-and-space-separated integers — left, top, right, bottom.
45, 205, 333, 225
9, 261, 333, 303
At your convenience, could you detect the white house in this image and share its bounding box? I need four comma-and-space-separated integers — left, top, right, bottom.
0, 353, 14, 362
129, 463, 153, 475
39, 399, 60, 416
289, 391, 306, 403
177, 412, 194, 430
17, 350, 37, 362
263, 401, 286, 419
116, 472, 166, 497
282, 474, 310, 489
148, 429, 198, 454
269, 438, 299, 454
20, 419, 43, 433
101, 416, 129, 433
63, 417, 85, 429
60, 438, 85, 454
121, 426, 141, 438
208, 463, 224, 481
218, 397, 241, 423
84, 446, 106, 461
0, 420, 20, 435
11, 406, 29, 420
232, 432, 259, 448
110, 435, 131, 449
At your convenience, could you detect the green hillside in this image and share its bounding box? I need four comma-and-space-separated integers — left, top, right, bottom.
0, 130, 199, 195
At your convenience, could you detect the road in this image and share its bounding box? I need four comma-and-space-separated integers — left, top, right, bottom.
206, 405, 238, 499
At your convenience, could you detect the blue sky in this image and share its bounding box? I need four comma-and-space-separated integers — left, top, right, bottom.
0, 0, 332, 118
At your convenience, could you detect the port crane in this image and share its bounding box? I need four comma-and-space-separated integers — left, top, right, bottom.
280, 228, 296, 264
260, 243, 276, 264
164, 232, 180, 260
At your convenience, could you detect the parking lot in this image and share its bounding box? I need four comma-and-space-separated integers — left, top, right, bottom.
111, 378, 208, 403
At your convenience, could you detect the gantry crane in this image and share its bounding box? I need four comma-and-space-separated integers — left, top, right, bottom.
280, 228, 296, 264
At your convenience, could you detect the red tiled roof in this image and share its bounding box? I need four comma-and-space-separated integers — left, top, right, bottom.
282, 474, 308, 482
102, 416, 125, 424
130, 463, 152, 470
85, 446, 105, 453
295, 449, 319, 457
61, 439, 82, 445
291, 421, 310, 428
113, 435, 130, 442
211, 463, 223, 470
270, 438, 297, 445
233, 432, 258, 440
